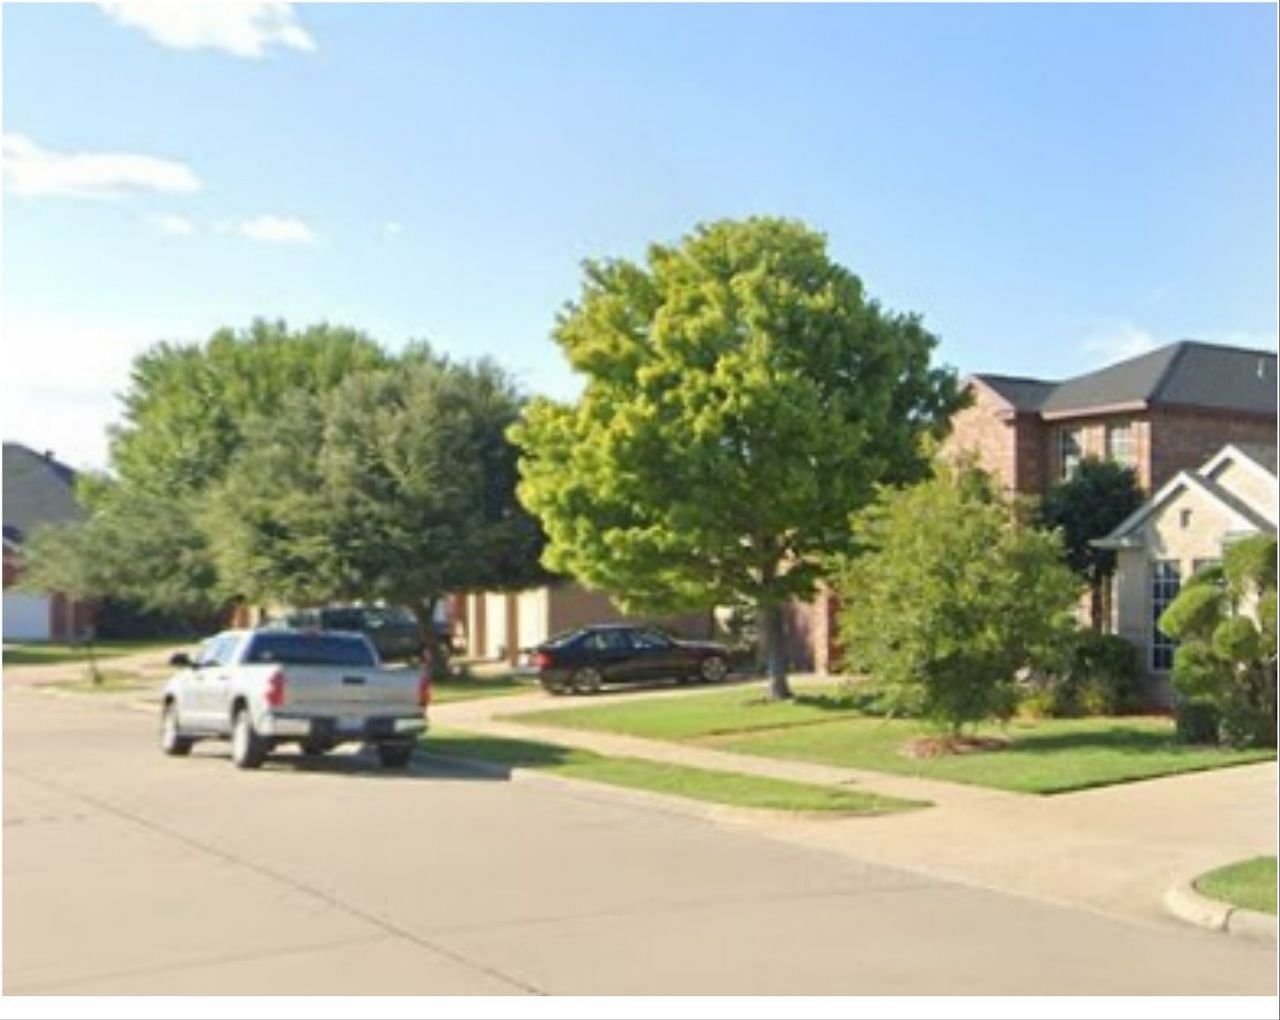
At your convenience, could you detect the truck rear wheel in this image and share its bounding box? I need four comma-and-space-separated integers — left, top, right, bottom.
231, 708, 268, 770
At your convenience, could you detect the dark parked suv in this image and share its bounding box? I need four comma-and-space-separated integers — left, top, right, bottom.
280, 606, 426, 664
520, 624, 730, 694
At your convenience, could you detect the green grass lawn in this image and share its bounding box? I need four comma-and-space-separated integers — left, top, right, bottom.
511, 681, 865, 739
431, 672, 536, 704
511, 685, 1276, 795
3, 637, 188, 667
1195, 856, 1278, 915
422, 729, 925, 815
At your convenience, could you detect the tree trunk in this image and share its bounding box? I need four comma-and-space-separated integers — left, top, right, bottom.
761, 601, 793, 701
410, 596, 449, 682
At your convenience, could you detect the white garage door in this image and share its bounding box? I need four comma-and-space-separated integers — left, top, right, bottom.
3, 591, 51, 641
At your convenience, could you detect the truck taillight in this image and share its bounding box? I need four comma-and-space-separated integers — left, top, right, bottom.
533, 652, 552, 670
418, 672, 433, 708
265, 669, 286, 708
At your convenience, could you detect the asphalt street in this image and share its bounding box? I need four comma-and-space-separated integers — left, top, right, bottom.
3, 687, 1275, 995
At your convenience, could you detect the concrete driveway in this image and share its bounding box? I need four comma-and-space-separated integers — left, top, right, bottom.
2, 686, 1276, 995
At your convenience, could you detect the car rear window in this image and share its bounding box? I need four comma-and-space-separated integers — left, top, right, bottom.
543, 629, 584, 649
244, 633, 377, 667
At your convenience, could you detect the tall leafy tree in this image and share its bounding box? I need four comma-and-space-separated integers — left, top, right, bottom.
23, 321, 389, 623
511, 218, 963, 699
1040, 458, 1145, 631
837, 461, 1080, 735
206, 353, 547, 676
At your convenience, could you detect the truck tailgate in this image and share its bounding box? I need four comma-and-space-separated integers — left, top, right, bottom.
277, 664, 421, 717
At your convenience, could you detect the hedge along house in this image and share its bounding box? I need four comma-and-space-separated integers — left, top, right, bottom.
1093, 443, 1277, 705
2, 443, 95, 642
454, 581, 715, 665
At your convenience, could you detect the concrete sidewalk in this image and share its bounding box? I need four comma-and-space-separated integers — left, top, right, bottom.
434, 688, 1279, 933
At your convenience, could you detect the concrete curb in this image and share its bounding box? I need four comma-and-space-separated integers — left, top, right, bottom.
1164, 881, 1278, 945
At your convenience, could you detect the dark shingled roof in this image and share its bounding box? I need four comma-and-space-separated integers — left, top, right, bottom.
972, 341, 1277, 418
1040, 341, 1277, 416
2, 443, 83, 545
972, 374, 1058, 412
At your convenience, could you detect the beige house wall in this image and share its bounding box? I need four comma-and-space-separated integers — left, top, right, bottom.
1112, 481, 1256, 704
482, 592, 508, 660
516, 587, 549, 652
460, 582, 714, 664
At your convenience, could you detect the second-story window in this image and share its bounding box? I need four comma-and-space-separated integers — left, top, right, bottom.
1059, 427, 1083, 480
1106, 422, 1135, 468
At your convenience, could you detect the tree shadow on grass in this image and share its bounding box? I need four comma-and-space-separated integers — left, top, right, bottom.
999, 726, 1261, 758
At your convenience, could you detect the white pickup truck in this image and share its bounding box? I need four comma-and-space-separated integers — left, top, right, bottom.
160, 628, 429, 769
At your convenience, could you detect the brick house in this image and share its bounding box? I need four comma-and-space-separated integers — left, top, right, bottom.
797, 340, 1277, 676
943, 340, 1277, 497
2, 443, 95, 642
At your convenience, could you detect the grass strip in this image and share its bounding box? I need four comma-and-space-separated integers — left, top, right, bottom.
1195, 856, 1278, 916
423, 729, 926, 815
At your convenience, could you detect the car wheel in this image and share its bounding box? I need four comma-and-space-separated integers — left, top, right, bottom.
230, 707, 268, 770
377, 742, 414, 768
570, 666, 603, 694
699, 655, 728, 683
160, 701, 193, 757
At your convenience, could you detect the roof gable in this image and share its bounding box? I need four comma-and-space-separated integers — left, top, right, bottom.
1096, 443, 1278, 549
2, 443, 83, 542
970, 374, 1057, 413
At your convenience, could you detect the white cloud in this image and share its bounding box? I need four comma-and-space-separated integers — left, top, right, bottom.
2, 133, 202, 199
383, 221, 405, 239
1079, 321, 1160, 367
218, 214, 317, 244
98, 2, 316, 59
148, 212, 195, 236
1081, 321, 1279, 368
0, 311, 202, 472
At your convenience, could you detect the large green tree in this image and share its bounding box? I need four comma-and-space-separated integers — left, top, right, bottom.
511, 218, 963, 699
206, 353, 547, 676
837, 461, 1080, 735
1040, 458, 1144, 631
22, 321, 390, 624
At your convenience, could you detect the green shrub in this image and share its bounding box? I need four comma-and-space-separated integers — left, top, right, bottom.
1161, 536, 1277, 749
1035, 630, 1142, 717
1175, 700, 1221, 745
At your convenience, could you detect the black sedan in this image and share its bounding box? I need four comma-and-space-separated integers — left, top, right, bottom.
520, 624, 730, 694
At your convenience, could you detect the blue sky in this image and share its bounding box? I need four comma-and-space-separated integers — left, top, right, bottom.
3, 2, 1277, 469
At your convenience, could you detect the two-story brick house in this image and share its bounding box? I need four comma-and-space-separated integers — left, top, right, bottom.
798, 341, 1277, 675
943, 340, 1277, 497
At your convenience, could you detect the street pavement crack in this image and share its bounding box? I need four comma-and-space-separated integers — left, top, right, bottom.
3, 933, 394, 994
6, 765, 547, 995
